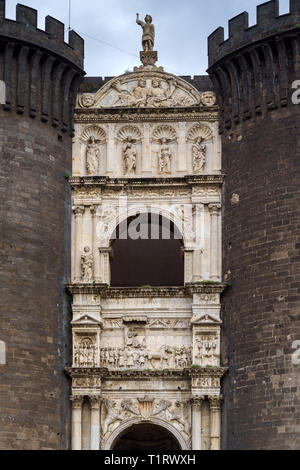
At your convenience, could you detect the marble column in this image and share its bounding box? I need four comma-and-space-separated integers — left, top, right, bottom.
208, 204, 221, 281
191, 396, 205, 450
106, 124, 116, 174
209, 395, 222, 450
99, 247, 112, 285
89, 396, 101, 450
73, 206, 85, 282
184, 248, 194, 284
177, 122, 187, 172
142, 123, 152, 174
71, 395, 83, 450
90, 206, 102, 282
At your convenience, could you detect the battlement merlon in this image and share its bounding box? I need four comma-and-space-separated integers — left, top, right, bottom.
0, 1, 84, 69
208, 0, 300, 67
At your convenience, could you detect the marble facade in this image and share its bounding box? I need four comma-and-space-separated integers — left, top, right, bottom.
67, 51, 226, 450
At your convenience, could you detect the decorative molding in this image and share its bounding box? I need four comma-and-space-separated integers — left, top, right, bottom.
67, 284, 226, 297
74, 108, 218, 125
80, 125, 106, 143
105, 369, 188, 379
70, 175, 225, 188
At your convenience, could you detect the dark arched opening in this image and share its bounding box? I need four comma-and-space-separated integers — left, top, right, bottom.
110, 213, 184, 287
112, 423, 181, 451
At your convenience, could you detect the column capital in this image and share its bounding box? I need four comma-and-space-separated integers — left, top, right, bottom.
89, 395, 102, 410
190, 396, 205, 410
71, 395, 84, 409
98, 247, 112, 254
208, 395, 223, 410
208, 203, 221, 215
90, 205, 99, 216
73, 206, 85, 217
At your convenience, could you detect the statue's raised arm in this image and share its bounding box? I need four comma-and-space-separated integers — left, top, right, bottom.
136, 13, 155, 52
136, 13, 144, 27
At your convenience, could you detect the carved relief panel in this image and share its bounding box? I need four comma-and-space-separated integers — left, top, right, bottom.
192, 326, 220, 367
100, 319, 192, 371
101, 397, 191, 445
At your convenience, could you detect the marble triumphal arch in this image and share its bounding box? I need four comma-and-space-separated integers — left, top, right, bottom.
66, 16, 226, 450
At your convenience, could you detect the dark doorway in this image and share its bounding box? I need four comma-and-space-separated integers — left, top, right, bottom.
113, 423, 181, 451
110, 214, 184, 287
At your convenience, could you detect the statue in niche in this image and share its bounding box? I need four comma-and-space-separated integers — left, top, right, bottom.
136, 13, 155, 52
192, 136, 207, 173
81, 246, 93, 283
86, 136, 100, 175
123, 138, 137, 175
159, 138, 172, 174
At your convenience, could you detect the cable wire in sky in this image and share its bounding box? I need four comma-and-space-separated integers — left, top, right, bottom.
75, 29, 185, 76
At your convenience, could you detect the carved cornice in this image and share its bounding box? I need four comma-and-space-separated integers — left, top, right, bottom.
67, 283, 226, 298
186, 283, 227, 295
188, 367, 228, 379
66, 366, 189, 380
69, 175, 225, 189
104, 287, 187, 299
105, 369, 188, 379
74, 106, 218, 124
65, 367, 108, 379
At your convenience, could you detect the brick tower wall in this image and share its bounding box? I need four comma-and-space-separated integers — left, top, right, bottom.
0, 1, 84, 449
208, 0, 300, 449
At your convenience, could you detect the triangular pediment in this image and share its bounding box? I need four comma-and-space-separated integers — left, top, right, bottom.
191, 313, 222, 325
77, 70, 203, 109
71, 313, 102, 325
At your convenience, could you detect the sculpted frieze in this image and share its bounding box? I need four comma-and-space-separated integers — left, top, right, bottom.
77, 71, 202, 110
100, 344, 192, 370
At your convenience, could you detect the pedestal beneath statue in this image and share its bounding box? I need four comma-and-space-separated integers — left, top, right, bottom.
140, 50, 158, 67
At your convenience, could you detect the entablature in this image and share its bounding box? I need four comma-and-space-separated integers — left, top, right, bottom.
67, 283, 226, 298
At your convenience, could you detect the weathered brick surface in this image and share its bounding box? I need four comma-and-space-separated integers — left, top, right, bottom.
0, 115, 73, 450
209, 1, 300, 449
220, 113, 300, 450
0, 1, 83, 450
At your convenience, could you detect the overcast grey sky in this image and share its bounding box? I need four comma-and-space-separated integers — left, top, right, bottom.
6, 0, 290, 77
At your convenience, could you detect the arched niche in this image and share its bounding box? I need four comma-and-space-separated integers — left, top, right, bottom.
110, 213, 184, 287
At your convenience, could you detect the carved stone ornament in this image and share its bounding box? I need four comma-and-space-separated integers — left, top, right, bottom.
101, 398, 191, 441
79, 93, 95, 108
100, 344, 192, 370
81, 246, 93, 283
200, 91, 217, 107
81, 126, 106, 176
187, 124, 213, 142
77, 71, 202, 109
152, 125, 177, 143
74, 335, 97, 367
